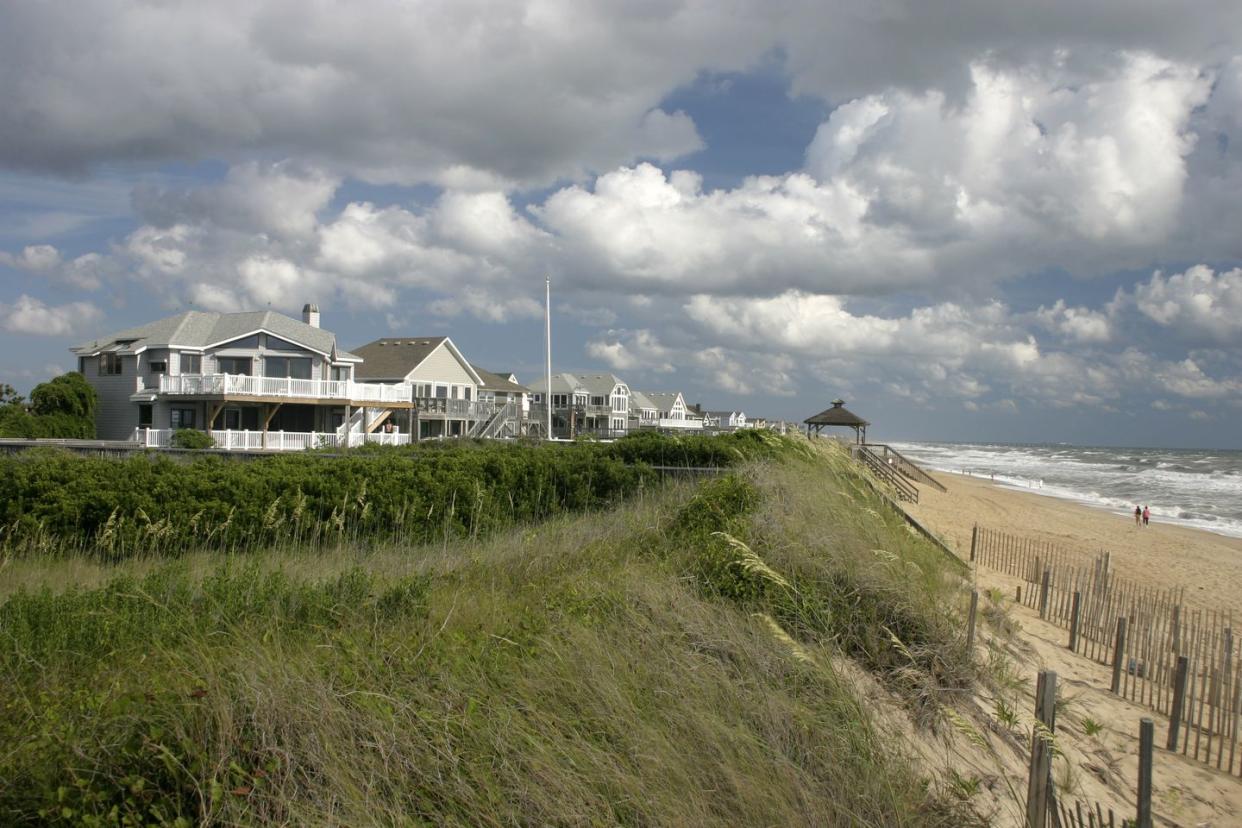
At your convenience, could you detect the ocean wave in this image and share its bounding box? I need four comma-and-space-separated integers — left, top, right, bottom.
891, 440, 1242, 540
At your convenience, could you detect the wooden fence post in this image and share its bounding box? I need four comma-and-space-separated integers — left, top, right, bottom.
1111, 617, 1128, 694
1137, 718, 1154, 828
1171, 604, 1181, 653
966, 590, 979, 652
970, 525, 978, 562
1069, 591, 1082, 651
1039, 569, 1051, 619
1168, 655, 1190, 751
1026, 670, 1057, 828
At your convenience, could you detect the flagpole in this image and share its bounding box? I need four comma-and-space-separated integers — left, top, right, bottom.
545, 277, 553, 440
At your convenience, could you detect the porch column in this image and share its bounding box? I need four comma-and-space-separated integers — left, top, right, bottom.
344, 403, 351, 448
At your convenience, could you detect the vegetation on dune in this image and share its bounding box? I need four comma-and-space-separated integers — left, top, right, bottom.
0, 435, 980, 826
0, 373, 97, 439
0, 429, 794, 560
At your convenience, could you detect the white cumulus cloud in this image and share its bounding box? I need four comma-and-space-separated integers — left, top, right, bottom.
0, 294, 101, 336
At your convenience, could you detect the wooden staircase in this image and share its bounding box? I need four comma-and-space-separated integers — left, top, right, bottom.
855, 445, 919, 503
865, 444, 947, 493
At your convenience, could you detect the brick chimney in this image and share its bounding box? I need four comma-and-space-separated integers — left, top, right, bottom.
302, 303, 320, 328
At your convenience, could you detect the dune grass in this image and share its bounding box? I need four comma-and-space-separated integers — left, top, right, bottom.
0, 441, 978, 826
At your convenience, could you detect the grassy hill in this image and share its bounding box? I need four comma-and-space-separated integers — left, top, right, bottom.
0, 438, 980, 826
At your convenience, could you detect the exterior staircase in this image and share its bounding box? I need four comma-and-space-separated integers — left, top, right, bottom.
466, 401, 517, 439
854, 444, 920, 503
865, 444, 947, 493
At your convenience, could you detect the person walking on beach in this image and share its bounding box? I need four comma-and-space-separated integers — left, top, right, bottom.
1143, 505, 1150, 527
1135, 505, 1142, 526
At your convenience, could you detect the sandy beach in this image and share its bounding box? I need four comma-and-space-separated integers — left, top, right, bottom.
905, 469, 1242, 826
909, 471, 1242, 619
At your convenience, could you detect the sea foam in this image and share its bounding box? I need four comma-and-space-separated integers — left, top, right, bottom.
890, 441, 1242, 539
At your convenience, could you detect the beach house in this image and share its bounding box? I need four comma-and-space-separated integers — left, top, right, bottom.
528, 372, 630, 438
628, 390, 659, 428
351, 337, 494, 439
71, 305, 414, 448
706, 410, 748, 430
642, 391, 702, 430
472, 366, 530, 438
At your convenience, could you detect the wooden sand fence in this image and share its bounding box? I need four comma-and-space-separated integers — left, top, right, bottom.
971, 525, 1242, 777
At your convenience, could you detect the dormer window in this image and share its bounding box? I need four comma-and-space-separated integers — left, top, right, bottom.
101, 353, 123, 375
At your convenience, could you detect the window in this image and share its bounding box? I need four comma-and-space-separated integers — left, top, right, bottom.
435, 385, 448, 399
591, 396, 605, 406
101, 353, 123, 375
552, 394, 568, 407
217, 357, 252, 375
450, 386, 459, 400
463, 387, 471, 401
180, 354, 202, 374
331, 366, 350, 381
138, 405, 153, 427
264, 356, 312, 379
170, 407, 196, 429
265, 335, 305, 351
148, 360, 167, 373
220, 334, 260, 349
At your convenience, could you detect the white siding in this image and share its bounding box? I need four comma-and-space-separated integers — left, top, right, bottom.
83, 354, 141, 440
409, 345, 477, 394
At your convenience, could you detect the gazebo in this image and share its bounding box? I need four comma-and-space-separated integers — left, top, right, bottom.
804, 399, 869, 444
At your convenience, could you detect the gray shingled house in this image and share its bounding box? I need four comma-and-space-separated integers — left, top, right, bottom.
71, 304, 414, 448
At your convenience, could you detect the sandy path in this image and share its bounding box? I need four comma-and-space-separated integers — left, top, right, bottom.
908, 472, 1242, 618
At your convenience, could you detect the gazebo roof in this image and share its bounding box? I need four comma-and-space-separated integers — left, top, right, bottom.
804, 399, 869, 427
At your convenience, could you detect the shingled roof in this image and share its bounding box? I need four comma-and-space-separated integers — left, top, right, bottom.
804, 399, 869, 426
472, 365, 529, 393
351, 337, 468, 381
71, 310, 357, 361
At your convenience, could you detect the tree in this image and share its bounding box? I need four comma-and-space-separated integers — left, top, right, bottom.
30, 372, 96, 420
0, 372, 97, 439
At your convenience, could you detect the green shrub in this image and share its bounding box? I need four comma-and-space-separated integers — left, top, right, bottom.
0, 433, 803, 560
170, 428, 216, 449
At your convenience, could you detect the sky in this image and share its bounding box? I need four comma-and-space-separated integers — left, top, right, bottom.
2, 1, 1242, 448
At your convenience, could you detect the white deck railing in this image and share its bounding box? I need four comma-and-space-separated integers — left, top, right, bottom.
134, 428, 410, 451
658, 418, 703, 430
157, 373, 412, 403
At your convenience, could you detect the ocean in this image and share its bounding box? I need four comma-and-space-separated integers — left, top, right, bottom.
889, 441, 1242, 540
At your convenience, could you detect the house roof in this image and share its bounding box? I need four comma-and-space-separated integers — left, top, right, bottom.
706, 410, 744, 419
572, 373, 627, 395
804, 399, 869, 427
527, 372, 586, 395
629, 390, 658, 412
643, 392, 684, 412
351, 337, 483, 385
472, 365, 529, 393
71, 309, 356, 361
351, 337, 447, 379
